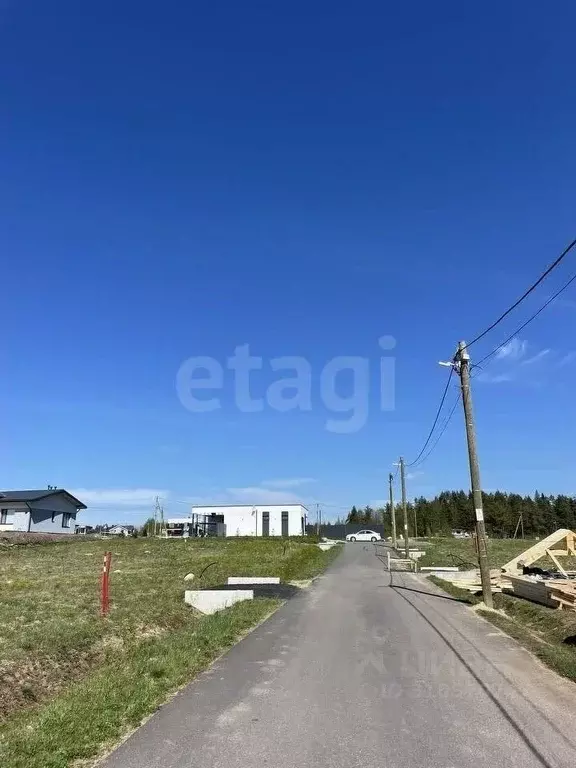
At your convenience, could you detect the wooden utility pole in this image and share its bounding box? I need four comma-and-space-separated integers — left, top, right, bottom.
455, 341, 493, 608
399, 457, 409, 558
316, 503, 321, 536
388, 472, 397, 549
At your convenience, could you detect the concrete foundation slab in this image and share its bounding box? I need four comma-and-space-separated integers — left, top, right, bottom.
185, 589, 254, 615
227, 577, 280, 585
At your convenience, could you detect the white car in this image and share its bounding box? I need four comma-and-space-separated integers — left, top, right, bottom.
346, 530, 382, 542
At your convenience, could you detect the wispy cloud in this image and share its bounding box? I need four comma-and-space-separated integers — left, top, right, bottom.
521, 349, 550, 365
71, 488, 168, 526
549, 296, 576, 310
70, 488, 167, 508
478, 337, 552, 384
476, 372, 513, 384
558, 351, 576, 367
185, 486, 305, 506
495, 337, 527, 361
406, 471, 424, 481
225, 487, 302, 504
261, 477, 316, 489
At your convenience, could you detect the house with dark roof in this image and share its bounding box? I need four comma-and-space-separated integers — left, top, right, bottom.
0, 489, 86, 534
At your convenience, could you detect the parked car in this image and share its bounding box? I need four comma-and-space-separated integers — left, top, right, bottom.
346, 530, 382, 542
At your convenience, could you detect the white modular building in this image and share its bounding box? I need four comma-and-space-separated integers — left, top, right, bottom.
191, 504, 308, 537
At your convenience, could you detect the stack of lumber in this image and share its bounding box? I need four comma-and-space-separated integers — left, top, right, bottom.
503, 576, 559, 608
548, 581, 576, 610
438, 569, 503, 593
503, 575, 576, 611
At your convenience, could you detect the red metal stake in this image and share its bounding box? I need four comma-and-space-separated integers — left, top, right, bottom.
100, 551, 112, 616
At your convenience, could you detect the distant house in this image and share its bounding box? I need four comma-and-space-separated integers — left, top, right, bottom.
75, 524, 95, 535
106, 525, 135, 537
0, 489, 86, 534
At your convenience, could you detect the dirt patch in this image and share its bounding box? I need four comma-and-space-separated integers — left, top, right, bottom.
0, 532, 84, 547
0, 651, 96, 720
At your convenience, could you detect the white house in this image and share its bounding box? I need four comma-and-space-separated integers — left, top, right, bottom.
106, 525, 135, 536
191, 504, 308, 537
0, 489, 86, 534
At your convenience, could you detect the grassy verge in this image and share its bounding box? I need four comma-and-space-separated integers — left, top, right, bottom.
428, 575, 576, 684
0, 537, 341, 767
427, 574, 478, 604
0, 598, 279, 768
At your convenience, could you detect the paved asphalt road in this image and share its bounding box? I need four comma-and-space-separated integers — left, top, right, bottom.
101, 544, 576, 768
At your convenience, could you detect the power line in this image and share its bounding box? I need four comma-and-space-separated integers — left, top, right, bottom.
406, 367, 454, 467
465, 236, 576, 350
475, 269, 576, 367
410, 393, 461, 469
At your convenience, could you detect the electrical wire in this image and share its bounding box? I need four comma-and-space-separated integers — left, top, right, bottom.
406, 366, 454, 467
410, 392, 461, 469
465, 236, 576, 350
474, 268, 576, 367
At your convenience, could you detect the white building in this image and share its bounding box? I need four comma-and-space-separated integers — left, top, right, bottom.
191, 504, 308, 537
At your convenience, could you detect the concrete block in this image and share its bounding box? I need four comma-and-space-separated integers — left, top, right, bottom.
227, 577, 280, 585
185, 589, 253, 615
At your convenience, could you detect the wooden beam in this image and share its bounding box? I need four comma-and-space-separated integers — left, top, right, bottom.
502, 529, 575, 575
546, 549, 568, 578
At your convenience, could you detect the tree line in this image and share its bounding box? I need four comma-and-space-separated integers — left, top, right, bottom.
341, 491, 576, 538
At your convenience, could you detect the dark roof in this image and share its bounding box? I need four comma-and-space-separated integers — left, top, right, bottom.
0, 489, 87, 509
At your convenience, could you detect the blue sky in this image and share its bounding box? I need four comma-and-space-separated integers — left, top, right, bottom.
2, 1, 576, 525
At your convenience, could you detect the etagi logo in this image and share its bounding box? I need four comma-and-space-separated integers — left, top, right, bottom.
176, 336, 396, 434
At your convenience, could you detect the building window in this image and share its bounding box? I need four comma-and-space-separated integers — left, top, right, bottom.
62, 513, 72, 528
0, 509, 9, 524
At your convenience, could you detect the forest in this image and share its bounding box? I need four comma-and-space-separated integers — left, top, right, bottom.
343, 491, 576, 538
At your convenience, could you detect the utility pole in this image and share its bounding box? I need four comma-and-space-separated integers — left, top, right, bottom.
455, 341, 493, 608
316, 503, 321, 536
388, 472, 397, 549
399, 457, 409, 558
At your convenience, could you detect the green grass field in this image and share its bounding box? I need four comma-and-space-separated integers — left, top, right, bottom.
418, 535, 576, 571
419, 536, 544, 570
0, 536, 340, 768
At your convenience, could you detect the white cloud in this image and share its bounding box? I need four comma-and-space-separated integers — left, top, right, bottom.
550, 296, 576, 310
185, 487, 305, 506
521, 349, 550, 365
558, 351, 576, 367
261, 477, 316, 489
71, 488, 169, 526
476, 372, 513, 384
226, 486, 302, 504
406, 471, 424, 481
70, 488, 167, 508
495, 338, 527, 361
